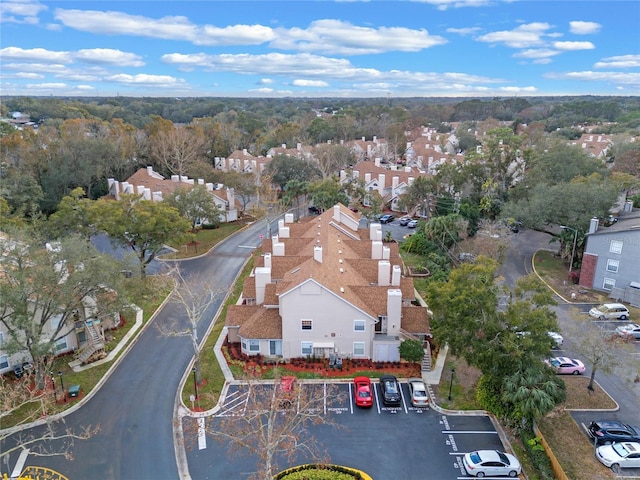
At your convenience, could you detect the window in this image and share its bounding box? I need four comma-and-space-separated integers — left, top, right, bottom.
609, 240, 623, 254
603, 278, 616, 291
301, 319, 313, 331
249, 339, 260, 352
55, 337, 68, 352
301, 342, 313, 356
606, 259, 619, 273
354, 320, 366, 332
353, 342, 365, 356
0, 355, 8, 370
241, 338, 247, 350
0, 332, 4, 346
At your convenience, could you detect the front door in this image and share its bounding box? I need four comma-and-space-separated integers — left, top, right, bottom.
269, 340, 282, 356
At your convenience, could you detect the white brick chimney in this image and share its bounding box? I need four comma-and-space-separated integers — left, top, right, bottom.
386, 289, 402, 335
314, 245, 323, 263
372, 240, 383, 259
255, 267, 271, 305
378, 260, 390, 286
391, 265, 401, 286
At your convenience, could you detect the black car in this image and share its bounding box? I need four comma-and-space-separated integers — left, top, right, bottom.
379, 214, 395, 224
379, 375, 401, 406
588, 420, 640, 445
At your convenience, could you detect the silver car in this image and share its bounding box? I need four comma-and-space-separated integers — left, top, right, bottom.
616, 323, 640, 340
463, 450, 522, 477
407, 378, 429, 407
596, 442, 640, 473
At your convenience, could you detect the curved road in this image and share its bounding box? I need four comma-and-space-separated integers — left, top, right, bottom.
1, 219, 268, 479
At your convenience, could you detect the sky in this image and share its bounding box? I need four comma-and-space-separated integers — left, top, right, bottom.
1, 0, 639, 98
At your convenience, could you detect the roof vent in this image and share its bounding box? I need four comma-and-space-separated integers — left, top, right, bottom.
340, 287, 345, 293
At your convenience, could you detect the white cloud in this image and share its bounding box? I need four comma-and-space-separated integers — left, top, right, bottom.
446, 27, 482, 35
249, 87, 275, 93
594, 54, 640, 69
53, 9, 274, 46
545, 70, 640, 88
0, 0, 46, 24
412, 0, 493, 11
105, 73, 187, 87
292, 79, 328, 87
271, 19, 446, 55
258, 78, 274, 84
74, 49, 145, 67
476, 22, 553, 48
27, 82, 67, 89
569, 21, 601, 35
513, 48, 561, 60
0, 71, 43, 79
553, 41, 595, 51
0, 46, 70, 63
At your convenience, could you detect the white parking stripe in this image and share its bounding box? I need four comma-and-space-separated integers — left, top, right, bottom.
348, 382, 353, 414
443, 430, 499, 434
374, 384, 381, 414
197, 417, 206, 450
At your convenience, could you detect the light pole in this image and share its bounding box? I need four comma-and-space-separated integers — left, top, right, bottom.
192, 366, 198, 400
50, 372, 56, 402
58, 371, 66, 402
448, 368, 455, 401
561, 226, 578, 273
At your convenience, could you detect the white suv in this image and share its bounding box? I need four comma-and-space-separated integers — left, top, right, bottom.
589, 303, 630, 321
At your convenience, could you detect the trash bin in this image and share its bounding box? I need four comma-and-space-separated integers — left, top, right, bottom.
68, 385, 80, 398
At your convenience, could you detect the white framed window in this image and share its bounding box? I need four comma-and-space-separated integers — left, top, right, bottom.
241, 338, 247, 350
603, 278, 616, 291
249, 339, 260, 352
354, 320, 366, 332
606, 259, 619, 273
55, 337, 68, 352
301, 319, 313, 331
353, 342, 365, 357
301, 341, 313, 356
0, 355, 8, 370
609, 240, 623, 254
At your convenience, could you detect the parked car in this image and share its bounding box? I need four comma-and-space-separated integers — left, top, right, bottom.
407, 220, 419, 228
596, 442, 640, 472
277, 376, 297, 408
407, 378, 429, 407
589, 303, 630, 321
548, 331, 564, 348
545, 356, 585, 375
615, 323, 640, 340
353, 376, 373, 408
379, 375, 401, 406
588, 420, 640, 445
399, 216, 411, 226
462, 450, 522, 477
379, 214, 395, 224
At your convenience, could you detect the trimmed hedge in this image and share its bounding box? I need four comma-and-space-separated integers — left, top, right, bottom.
275, 464, 364, 480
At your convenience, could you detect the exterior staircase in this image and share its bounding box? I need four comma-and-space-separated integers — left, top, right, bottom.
421, 344, 432, 372
77, 321, 105, 364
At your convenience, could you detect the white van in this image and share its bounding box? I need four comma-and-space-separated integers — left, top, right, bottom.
589, 303, 630, 320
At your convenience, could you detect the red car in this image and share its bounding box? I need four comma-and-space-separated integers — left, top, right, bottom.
353, 376, 373, 408
278, 376, 297, 408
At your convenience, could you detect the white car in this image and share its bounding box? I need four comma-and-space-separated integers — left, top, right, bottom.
548, 331, 564, 348
596, 442, 640, 472
615, 323, 640, 340
407, 378, 429, 407
463, 450, 522, 477
589, 303, 630, 321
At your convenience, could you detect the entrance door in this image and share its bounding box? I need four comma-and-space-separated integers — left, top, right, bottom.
269, 340, 282, 356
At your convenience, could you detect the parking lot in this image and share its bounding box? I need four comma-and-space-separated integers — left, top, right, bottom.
185, 380, 511, 480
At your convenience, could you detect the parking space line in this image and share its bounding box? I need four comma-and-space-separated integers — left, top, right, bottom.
374, 384, 381, 414
400, 386, 408, 414
348, 382, 353, 414
443, 430, 499, 434
197, 417, 206, 450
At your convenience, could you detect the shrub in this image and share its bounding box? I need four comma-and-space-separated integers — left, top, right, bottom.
521, 428, 555, 480
476, 375, 510, 419
274, 464, 364, 480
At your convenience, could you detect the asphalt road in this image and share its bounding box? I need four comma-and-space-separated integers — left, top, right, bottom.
1, 219, 267, 479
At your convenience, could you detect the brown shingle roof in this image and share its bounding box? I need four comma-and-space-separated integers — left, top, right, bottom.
226, 305, 282, 339
400, 306, 430, 335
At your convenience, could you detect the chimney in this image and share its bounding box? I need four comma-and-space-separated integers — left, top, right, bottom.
392, 176, 399, 189
365, 173, 371, 183
314, 245, 323, 263
264, 253, 272, 268
171, 175, 180, 183
377, 174, 385, 195
333, 204, 341, 222
589, 217, 599, 234
369, 223, 382, 241
382, 246, 390, 260
391, 265, 401, 286
227, 187, 234, 208
284, 212, 294, 223
372, 240, 383, 259
198, 178, 204, 185
378, 260, 390, 286
408, 177, 415, 186
375, 158, 381, 167
386, 289, 402, 335
278, 219, 290, 238
147, 166, 154, 175
340, 170, 347, 181
255, 267, 271, 305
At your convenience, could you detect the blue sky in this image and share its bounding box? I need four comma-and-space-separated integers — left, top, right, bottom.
1, 0, 638, 98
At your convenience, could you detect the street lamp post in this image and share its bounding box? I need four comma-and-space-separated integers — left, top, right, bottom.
58, 371, 66, 402
448, 368, 455, 401
50, 372, 56, 401
561, 226, 578, 273
192, 366, 198, 400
